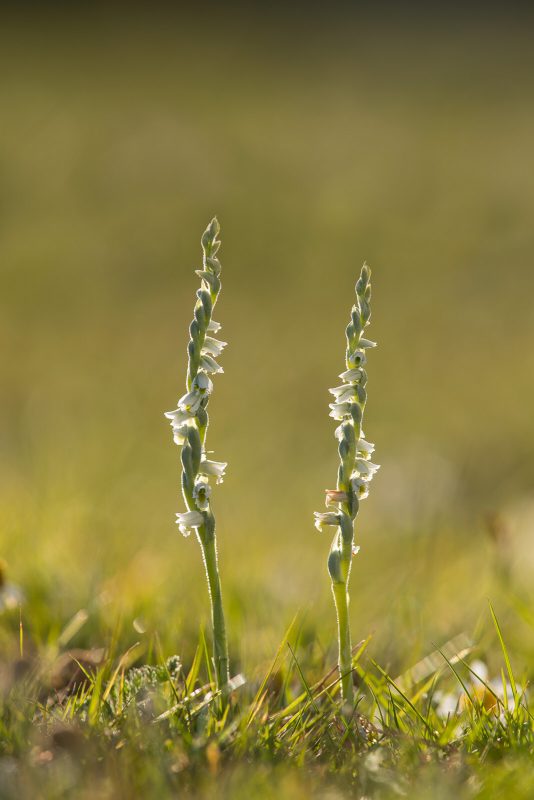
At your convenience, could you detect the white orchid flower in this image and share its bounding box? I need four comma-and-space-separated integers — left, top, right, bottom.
351, 476, 370, 500
325, 489, 349, 507
193, 371, 213, 394
193, 477, 211, 511
177, 372, 213, 412
313, 511, 341, 532
329, 401, 353, 420
200, 457, 227, 484
329, 384, 358, 403
178, 389, 202, 414
347, 349, 366, 369
200, 354, 224, 374
339, 368, 363, 382
175, 510, 204, 537
201, 336, 227, 358
164, 407, 191, 425
356, 438, 375, 458
354, 459, 380, 479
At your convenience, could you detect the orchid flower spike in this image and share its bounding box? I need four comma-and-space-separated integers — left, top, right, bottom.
163, 218, 230, 694
313, 262, 379, 707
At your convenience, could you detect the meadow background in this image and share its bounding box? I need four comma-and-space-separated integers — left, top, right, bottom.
0, 6, 533, 793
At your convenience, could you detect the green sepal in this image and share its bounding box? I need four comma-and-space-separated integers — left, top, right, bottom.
201, 217, 220, 252
339, 513, 354, 545
197, 288, 212, 318
194, 301, 206, 329
190, 318, 200, 342
187, 426, 202, 474
180, 443, 195, 487
356, 384, 367, 405
349, 403, 362, 425
360, 299, 371, 324
328, 542, 343, 584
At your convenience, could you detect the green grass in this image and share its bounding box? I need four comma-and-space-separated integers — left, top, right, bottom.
0, 8, 533, 797
0, 607, 532, 798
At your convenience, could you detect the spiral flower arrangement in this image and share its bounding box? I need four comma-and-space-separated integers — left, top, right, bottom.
164, 218, 230, 692
314, 264, 379, 706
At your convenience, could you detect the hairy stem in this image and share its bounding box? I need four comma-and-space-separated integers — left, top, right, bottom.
332, 580, 353, 706
200, 534, 230, 689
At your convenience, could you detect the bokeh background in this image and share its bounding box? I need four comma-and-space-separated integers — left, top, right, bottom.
1, 5, 533, 679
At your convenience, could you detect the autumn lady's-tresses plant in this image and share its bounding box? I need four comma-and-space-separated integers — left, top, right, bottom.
164, 218, 229, 691
314, 265, 379, 706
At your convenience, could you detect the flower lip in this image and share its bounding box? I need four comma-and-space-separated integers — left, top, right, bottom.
193, 371, 213, 393
351, 477, 370, 499
193, 478, 212, 511
347, 349, 367, 368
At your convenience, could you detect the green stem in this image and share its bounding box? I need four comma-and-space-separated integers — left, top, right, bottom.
332, 580, 353, 706
200, 535, 230, 692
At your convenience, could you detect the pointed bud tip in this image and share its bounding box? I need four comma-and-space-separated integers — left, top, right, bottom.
201, 216, 220, 249
355, 263, 371, 295
208, 216, 220, 237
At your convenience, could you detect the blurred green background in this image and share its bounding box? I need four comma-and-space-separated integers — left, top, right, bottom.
1, 6, 533, 678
